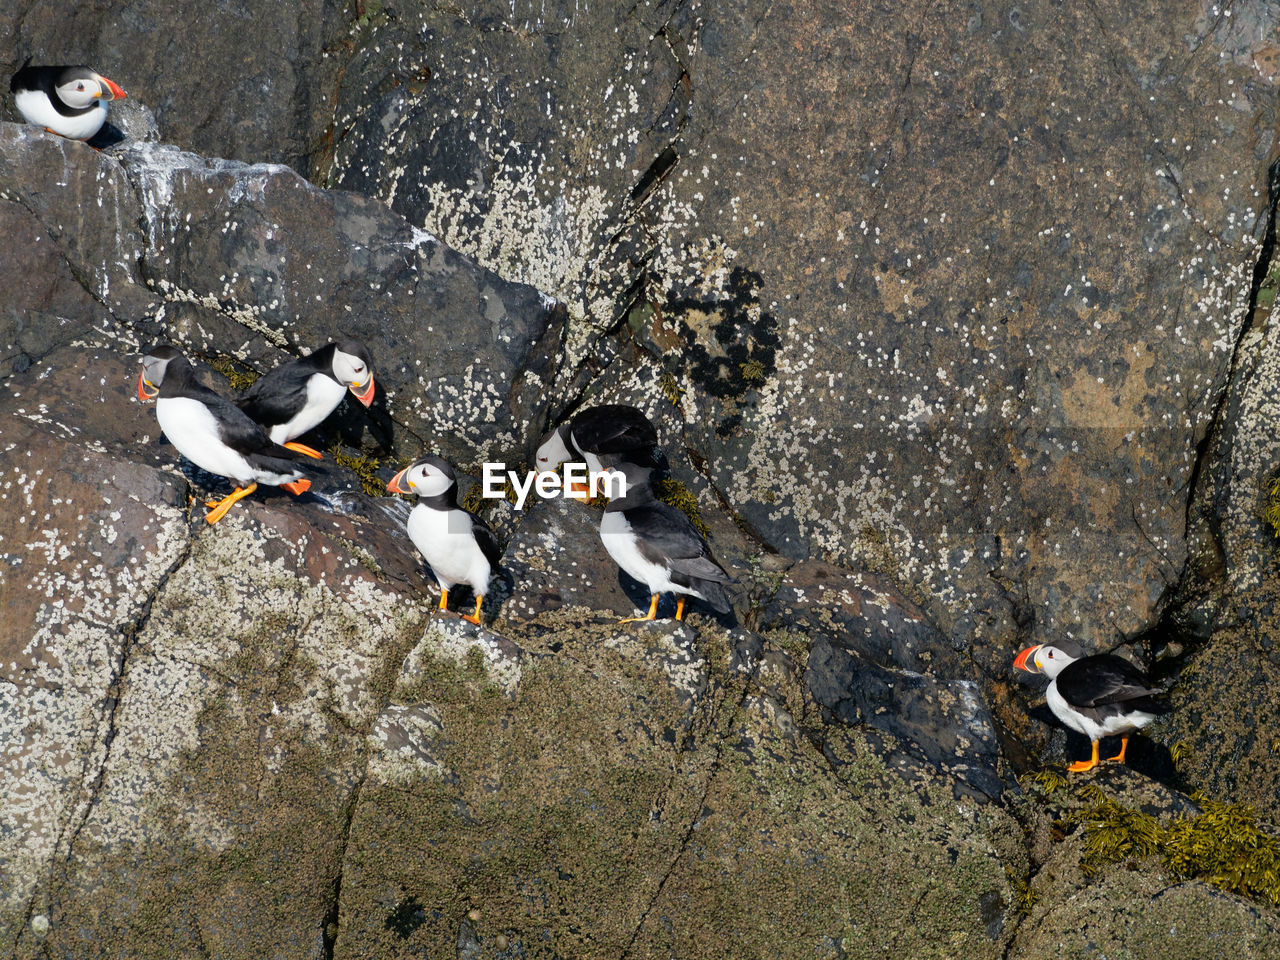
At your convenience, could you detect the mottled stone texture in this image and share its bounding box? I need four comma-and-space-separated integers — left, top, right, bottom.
305, 0, 1280, 663
4, 0, 1280, 954
4, 0, 1278, 653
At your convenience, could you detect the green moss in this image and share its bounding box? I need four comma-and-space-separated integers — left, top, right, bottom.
1075, 791, 1280, 904
329, 444, 385, 497
1256, 259, 1280, 311
205, 354, 260, 391
459, 467, 521, 512
626, 301, 655, 333
740, 358, 766, 382
652, 477, 709, 537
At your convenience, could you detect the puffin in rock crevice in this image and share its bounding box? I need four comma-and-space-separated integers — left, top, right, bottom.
598, 458, 732, 622
138, 346, 311, 524
536, 403, 658, 493
236, 341, 375, 459
387, 456, 502, 625
10, 60, 126, 142
1013, 639, 1167, 772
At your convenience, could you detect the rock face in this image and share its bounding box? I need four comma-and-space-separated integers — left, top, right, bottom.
308, 0, 1280, 661
3, 0, 1280, 954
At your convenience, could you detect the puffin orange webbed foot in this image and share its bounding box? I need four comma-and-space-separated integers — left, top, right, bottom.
619, 594, 660, 624
1067, 740, 1102, 773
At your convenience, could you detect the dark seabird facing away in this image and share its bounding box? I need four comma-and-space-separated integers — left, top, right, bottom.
535, 403, 659, 491
236, 341, 376, 459
10, 60, 126, 141
138, 346, 312, 524
387, 455, 502, 625
1014, 640, 1167, 772
598, 458, 732, 623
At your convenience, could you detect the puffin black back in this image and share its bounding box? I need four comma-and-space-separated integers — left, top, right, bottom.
236, 347, 329, 423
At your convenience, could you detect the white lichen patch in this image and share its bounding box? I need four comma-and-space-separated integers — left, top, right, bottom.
366, 702, 448, 787
1213, 284, 1280, 591
0, 465, 189, 918
602, 622, 707, 699
400, 618, 523, 694
40, 515, 424, 863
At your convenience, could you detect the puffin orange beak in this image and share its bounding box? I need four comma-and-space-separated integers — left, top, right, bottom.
98, 76, 127, 101
386, 466, 410, 494
350, 376, 375, 407
137, 372, 158, 402
1012, 644, 1042, 674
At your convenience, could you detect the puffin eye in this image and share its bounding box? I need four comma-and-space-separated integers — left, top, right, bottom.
76, 83, 84, 91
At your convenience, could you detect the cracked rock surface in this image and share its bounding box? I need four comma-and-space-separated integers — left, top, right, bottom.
4, 0, 1280, 954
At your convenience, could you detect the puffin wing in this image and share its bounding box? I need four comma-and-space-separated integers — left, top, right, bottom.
572, 405, 657, 453
202, 388, 308, 463
627, 503, 731, 584
235, 360, 315, 427
9, 58, 37, 94
1056, 655, 1164, 709
467, 511, 504, 570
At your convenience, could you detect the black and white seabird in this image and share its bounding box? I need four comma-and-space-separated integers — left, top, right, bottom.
236, 341, 376, 459
138, 346, 312, 524
535, 404, 658, 491
1013, 640, 1167, 772
598, 459, 732, 622
10, 60, 126, 141
386, 456, 501, 625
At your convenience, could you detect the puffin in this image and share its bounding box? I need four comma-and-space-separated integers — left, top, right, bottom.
1013, 640, 1167, 772
138, 346, 312, 524
235, 341, 376, 458
598, 458, 732, 622
10, 60, 126, 142
535, 404, 658, 492
387, 456, 502, 625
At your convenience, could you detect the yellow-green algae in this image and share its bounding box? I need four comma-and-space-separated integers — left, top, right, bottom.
1076, 789, 1280, 904
204, 354, 261, 392
328, 444, 386, 498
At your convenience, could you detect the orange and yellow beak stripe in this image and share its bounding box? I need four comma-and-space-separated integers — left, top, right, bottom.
350, 376, 376, 407
386, 466, 410, 494
1012, 644, 1041, 674
137, 372, 158, 402
99, 75, 127, 101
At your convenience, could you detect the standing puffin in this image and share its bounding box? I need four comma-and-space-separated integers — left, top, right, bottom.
535, 404, 658, 490
1013, 640, 1167, 772
387, 456, 501, 625
598, 459, 732, 622
10, 60, 126, 142
236, 341, 376, 458
138, 346, 312, 524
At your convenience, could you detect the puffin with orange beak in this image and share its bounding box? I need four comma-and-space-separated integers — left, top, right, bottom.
138, 346, 312, 524
235, 341, 376, 459
10, 60, 126, 141
1013, 639, 1167, 773
387, 456, 501, 625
